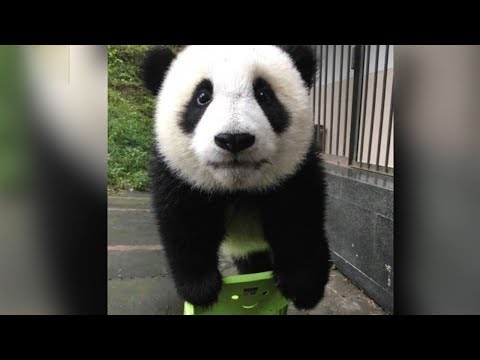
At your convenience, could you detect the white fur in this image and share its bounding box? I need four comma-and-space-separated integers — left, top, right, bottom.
155, 45, 313, 193
220, 203, 270, 258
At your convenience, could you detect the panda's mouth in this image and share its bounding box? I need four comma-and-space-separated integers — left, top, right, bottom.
208, 159, 270, 170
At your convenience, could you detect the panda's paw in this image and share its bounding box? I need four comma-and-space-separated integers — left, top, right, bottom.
177, 271, 223, 308
274, 270, 328, 310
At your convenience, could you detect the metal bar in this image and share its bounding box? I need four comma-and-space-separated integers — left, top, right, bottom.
358, 45, 371, 165
355, 46, 366, 161
385, 92, 394, 172
367, 45, 380, 168
343, 45, 352, 157
348, 45, 365, 165
323, 45, 328, 153
376, 45, 390, 170
336, 45, 344, 156
317, 45, 323, 151
312, 46, 316, 123
329, 45, 336, 154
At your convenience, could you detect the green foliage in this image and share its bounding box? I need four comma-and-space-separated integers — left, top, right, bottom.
0, 46, 30, 193
108, 45, 184, 193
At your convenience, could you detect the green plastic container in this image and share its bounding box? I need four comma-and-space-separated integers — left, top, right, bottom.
184, 271, 290, 315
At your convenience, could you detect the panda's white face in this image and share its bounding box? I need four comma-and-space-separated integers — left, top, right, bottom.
155, 45, 313, 193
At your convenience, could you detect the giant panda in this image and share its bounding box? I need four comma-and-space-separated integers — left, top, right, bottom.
141, 45, 330, 310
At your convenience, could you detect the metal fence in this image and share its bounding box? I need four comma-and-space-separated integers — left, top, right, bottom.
311, 45, 394, 175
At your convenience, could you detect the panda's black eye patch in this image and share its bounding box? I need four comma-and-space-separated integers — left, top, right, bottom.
254, 84, 272, 104
253, 78, 290, 134
180, 79, 213, 134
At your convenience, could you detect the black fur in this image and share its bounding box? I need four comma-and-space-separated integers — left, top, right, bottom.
140, 46, 316, 95
276, 45, 317, 90
258, 146, 330, 309
140, 46, 176, 95
253, 77, 290, 133
150, 142, 330, 310
180, 79, 213, 134
150, 147, 227, 307
146, 45, 328, 310
234, 251, 273, 274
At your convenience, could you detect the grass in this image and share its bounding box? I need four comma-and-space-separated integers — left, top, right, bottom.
108, 45, 182, 193
0, 46, 29, 193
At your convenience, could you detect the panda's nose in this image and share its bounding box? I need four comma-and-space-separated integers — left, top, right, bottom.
214, 133, 256, 154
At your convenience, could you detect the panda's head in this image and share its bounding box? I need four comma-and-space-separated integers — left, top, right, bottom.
141, 45, 317, 193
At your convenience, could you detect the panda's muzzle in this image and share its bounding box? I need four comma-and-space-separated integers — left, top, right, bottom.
214, 133, 255, 154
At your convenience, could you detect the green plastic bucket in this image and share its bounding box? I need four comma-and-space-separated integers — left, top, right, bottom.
184, 271, 290, 315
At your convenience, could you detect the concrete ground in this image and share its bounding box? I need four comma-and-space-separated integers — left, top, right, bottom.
108, 191, 386, 315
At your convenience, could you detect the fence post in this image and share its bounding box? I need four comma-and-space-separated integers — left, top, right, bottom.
348, 45, 365, 166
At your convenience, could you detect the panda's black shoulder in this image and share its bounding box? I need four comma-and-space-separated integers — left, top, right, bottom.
149, 145, 190, 214
295, 145, 325, 186
270, 144, 326, 201
149, 145, 223, 216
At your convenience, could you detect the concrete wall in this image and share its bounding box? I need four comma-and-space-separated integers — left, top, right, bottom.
324, 162, 394, 313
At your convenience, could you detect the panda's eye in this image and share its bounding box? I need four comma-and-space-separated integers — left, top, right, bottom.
196, 89, 212, 106
255, 87, 272, 104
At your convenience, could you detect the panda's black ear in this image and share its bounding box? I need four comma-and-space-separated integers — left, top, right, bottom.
140, 46, 177, 95
276, 45, 317, 90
